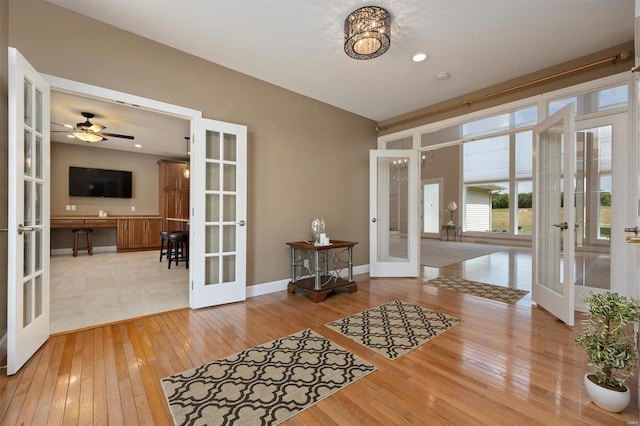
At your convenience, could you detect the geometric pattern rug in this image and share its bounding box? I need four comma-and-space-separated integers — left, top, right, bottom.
325, 300, 462, 360
161, 329, 376, 425
424, 276, 529, 304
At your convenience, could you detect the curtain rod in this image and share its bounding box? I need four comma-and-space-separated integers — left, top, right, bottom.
376, 51, 631, 132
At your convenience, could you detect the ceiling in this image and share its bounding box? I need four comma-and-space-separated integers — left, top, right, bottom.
44, 0, 633, 155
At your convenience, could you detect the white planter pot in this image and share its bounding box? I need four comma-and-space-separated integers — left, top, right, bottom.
584, 374, 630, 413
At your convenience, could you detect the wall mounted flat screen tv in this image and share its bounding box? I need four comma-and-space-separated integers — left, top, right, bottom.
69, 167, 133, 198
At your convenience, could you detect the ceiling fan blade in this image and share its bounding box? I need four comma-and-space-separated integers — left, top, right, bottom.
51, 122, 68, 127
101, 132, 135, 140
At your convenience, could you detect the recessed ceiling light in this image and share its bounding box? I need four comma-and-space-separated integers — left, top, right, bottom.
134, 144, 142, 148
412, 53, 427, 62
435, 71, 450, 80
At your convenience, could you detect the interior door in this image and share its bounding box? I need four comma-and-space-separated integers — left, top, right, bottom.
190, 118, 247, 308
369, 150, 420, 277
7, 48, 51, 374
532, 105, 575, 326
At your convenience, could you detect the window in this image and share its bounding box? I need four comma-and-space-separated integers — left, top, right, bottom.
549, 84, 628, 115
461, 107, 537, 235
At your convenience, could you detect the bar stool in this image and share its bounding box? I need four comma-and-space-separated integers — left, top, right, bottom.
167, 231, 189, 269
159, 230, 181, 262
71, 228, 93, 257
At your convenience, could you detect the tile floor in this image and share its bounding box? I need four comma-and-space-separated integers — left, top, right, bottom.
50, 250, 188, 334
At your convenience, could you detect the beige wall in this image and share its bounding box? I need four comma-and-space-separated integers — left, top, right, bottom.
1, 0, 9, 345
51, 142, 165, 217
9, 0, 377, 288
50, 142, 169, 250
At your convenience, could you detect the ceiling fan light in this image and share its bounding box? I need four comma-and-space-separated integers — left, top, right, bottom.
88, 123, 104, 132
73, 131, 104, 143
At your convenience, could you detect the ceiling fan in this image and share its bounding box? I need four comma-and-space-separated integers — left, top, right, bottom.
52, 112, 135, 142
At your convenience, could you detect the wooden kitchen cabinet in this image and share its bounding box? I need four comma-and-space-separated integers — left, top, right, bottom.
159, 160, 190, 230
117, 218, 162, 251
159, 160, 189, 190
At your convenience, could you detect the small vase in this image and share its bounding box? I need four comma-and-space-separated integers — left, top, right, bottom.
584, 374, 630, 413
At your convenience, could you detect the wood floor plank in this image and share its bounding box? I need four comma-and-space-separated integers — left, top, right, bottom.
1, 247, 637, 425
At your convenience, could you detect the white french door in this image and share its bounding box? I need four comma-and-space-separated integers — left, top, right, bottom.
532, 105, 575, 326
190, 118, 247, 308
369, 150, 420, 277
7, 48, 51, 374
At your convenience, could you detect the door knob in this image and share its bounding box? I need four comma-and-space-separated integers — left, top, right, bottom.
237, 220, 246, 226
552, 222, 568, 230
372, 218, 377, 223
624, 226, 639, 236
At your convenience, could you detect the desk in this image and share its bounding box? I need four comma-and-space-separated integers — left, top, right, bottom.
286, 240, 357, 302
441, 224, 462, 241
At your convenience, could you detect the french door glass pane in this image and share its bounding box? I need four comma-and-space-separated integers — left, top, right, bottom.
205, 257, 220, 285
24, 181, 32, 226
35, 89, 43, 133
35, 136, 42, 179
205, 194, 220, 221
223, 164, 236, 191
23, 232, 32, 277
206, 163, 220, 190
223, 134, 236, 161
23, 280, 32, 327
223, 255, 236, 282
24, 80, 32, 125
206, 131, 220, 159
223, 194, 236, 222
24, 130, 32, 177
378, 157, 409, 262
205, 226, 219, 253
35, 229, 42, 271
34, 275, 42, 318
223, 225, 235, 252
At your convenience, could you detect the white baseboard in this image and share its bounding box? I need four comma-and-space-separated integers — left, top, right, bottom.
50, 245, 117, 256
246, 264, 370, 299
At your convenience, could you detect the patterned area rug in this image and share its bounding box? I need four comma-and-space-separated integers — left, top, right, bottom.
325, 300, 462, 360
161, 329, 375, 425
424, 276, 529, 304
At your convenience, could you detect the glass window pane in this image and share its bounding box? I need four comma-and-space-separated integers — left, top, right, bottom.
223, 194, 236, 221
206, 194, 220, 222
36, 136, 42, 179
223, 164, 236, 192
205, 256, 220, 285
463, 136, 509, 183
24, 79, 32, 126
205, 225, 220, 253
386, 136, 412, 149
515, 131, 533, 179
35, 183, 42, 226
548, 98, 576, 115
463, 113, 510, 137
206, 162, 220, 190
514, 107, 538, 127
516, 181, 533, 235
223, 134, 236, 161
24, 181, 32, 226
24, 231, 32, 277
598, 85, 627, 111
24, 130, 32, 177
23, 280, 32, 327
35, 89, 43, 133
223, 225, 236, 252
35, 275, 43, 318
222, 255, 236, 283
421, 126, 460, 147
464, 183, 508, 232
206, 131, 220, 160
35, 229, 42, 271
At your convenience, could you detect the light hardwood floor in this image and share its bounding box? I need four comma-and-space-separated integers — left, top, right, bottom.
1, 247, 638, 424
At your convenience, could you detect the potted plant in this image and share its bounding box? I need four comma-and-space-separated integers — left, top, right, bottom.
575, 292, 640, 412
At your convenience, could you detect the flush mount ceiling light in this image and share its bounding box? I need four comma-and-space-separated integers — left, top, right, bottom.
344, 6, 391, 60
72, 131, 104, 143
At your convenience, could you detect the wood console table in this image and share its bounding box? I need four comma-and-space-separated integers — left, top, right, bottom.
286, 240, 357, 302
